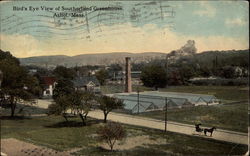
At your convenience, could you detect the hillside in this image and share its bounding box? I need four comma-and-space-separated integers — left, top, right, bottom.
19, 49, 249, 68
177, 49, 249, 68
19, 52, 166, 67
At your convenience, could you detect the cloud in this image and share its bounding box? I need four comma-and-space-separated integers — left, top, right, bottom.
193, 2, 216, 17
0, 23, 248, 58
225, 18, 247, 26
193, 35, 249, 52
0, 34, 44, 57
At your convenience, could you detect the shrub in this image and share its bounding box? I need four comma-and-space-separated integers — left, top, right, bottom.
97, 122, 126, 151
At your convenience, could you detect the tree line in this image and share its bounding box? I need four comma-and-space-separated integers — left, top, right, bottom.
0, 50, 41, 117
140, 49, 249, 88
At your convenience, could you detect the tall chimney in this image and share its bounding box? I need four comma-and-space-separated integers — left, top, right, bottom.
125, 57, 132, 93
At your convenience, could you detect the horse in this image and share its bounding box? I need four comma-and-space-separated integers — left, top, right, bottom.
204, 127, 216, 137
194, 123, 203, 135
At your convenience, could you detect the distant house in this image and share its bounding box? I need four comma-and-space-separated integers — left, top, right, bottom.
72, 76, 101, 93
41, 76, 56, 97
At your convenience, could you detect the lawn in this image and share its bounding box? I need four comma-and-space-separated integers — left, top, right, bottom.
137, 102, 248, 133
159, 85, 249, 102
0, 115, 248, 155
0, 103, 48, 117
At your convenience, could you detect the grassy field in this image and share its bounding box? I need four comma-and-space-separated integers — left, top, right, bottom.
159, 86, 249, 102
137, 102, 248, 133
0, 103, 48, 117
1, 115, 248, 155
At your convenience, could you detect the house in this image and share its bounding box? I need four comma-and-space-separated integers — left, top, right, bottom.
41, 76, 56, 97
72, 76, 101, 93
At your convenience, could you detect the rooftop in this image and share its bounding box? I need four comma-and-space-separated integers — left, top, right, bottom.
42, 76, 56, 85
72, 76, 100, 87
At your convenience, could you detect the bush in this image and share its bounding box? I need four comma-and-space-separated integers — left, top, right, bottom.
97, 122, 126, 151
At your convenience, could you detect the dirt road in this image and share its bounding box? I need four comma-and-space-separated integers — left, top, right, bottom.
34, 99, 248, 145
88, 110, 248, 145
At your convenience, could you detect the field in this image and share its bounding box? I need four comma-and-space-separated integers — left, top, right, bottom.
159, 86, 249, 102
138, 102, 248, 132
1, 115, 248, 155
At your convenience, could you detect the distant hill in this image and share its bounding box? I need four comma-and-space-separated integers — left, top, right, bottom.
186, 49, 249, 68
19, 52, 166, 68
19, 49, 249, 69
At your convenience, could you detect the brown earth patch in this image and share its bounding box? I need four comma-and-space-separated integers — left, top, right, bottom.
100, 135, 165, 151
1, 138, 81, 156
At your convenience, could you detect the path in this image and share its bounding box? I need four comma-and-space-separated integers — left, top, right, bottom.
0, 138, 78, 156
31, 99, 249, 145
88, 110, 248, 145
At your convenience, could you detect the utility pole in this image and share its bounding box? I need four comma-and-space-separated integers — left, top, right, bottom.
137, 88, 139, 114
164, 97, 168, 132
166, 55, 168, 89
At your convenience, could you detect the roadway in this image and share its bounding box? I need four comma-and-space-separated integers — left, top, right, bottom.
88, 110, 248, 145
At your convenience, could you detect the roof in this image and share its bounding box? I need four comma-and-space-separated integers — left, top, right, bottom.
123, 100, 157, 113
72, 76, 100, 87
112, 91, 218, 111
139, 91, 217, 103
115, 94, 167, 108
42, 76, 56, 85
169, 98, 188, 106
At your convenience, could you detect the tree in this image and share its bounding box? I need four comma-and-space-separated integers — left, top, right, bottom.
97, 122, 126, 151
48, 94, 71, 121
108, 64, 122, 72
50, 73, 74, 121
80, 91, 95, 120
70, 90, 95, 125
140, 64, 167, 90
95, 69, 109, 85
221, 66, 236, 78
53, 66, 76, 80
0, 50, 40, 117
167, 70, 182, 85
178, 65, 196, 83
49, 90, 95, 125
98, 96, 123, 123
53, 78, 74, 100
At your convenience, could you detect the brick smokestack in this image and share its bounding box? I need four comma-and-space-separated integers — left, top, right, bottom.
125, 57, 132, 93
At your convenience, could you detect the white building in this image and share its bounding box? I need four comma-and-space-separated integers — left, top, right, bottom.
41, 76, 56, 97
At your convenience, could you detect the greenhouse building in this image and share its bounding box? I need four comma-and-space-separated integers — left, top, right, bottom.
108, 91, 219, 114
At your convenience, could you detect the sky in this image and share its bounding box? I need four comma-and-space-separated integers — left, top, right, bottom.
0, 0, 249, 58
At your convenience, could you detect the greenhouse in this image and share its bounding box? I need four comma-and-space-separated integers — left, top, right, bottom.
123, 100, 158, 113
109, 91, 219, 114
